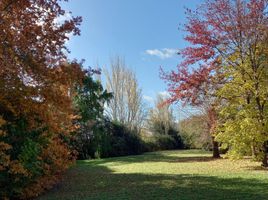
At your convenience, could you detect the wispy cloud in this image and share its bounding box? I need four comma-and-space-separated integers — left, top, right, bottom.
143, 95, 154, 104
54, 12, 72, 24
53, 12, 73, 45
145, 48, 178, 59
158, 91, 170, 98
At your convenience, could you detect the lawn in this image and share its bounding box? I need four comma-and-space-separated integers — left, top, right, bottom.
38, 150, 268, 200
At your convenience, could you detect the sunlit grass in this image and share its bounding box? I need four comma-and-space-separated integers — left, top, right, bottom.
39, 150, 268, 200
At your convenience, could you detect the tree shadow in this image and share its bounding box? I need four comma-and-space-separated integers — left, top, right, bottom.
244, 165, 268, 171
169, 156, 218, 163
80, 150, 217, 166
39, 164, 268, 200
38, 151, 268, 200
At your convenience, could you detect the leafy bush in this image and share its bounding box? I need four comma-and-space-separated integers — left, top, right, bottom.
0, 117, 75, 199
141, 132, 184, 152
74, 119, 145, 159
106, 122, 144, 157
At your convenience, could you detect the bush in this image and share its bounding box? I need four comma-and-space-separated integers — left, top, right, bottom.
0, 118, 75, 199
141, 133, 184, 152
101, 121, 144, 158
74, 120, 145, 159
75, 119, 185, 160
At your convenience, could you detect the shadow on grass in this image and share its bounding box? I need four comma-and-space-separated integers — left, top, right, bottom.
244, 165, 268, 172
38, 151, 268, 200
80, 150, 217, 166
39, 164, 268, 200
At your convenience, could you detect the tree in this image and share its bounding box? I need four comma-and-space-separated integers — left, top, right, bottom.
178, 114, 211, 150
161, 0, 268, 164
147, 95, 176, 135
104, 56, 146, 131
146, 95, 184, 150
160, 54, 221, 158
0, 1, 83, 198
73, 69, 112, 159
216, 51, 268, 163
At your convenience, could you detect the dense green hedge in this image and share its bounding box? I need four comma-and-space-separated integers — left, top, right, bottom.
74, 120, 184, 160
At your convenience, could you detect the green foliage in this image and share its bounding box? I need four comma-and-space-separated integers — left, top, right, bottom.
142, 134, 177, 151
145, 95, 184, 151
18, 138, 42, 177
73, 72, 112, 159
74, 72, 112, 123
0, 119, 44, 198
0, 116, 77, 199
141, 129, 184, 152
73, 73, 182, 160
88, 120, 145, 159
215, 56, 268, 161
103, 121, 144, 157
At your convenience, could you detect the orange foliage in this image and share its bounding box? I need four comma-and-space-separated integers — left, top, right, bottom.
0, 0, 84, 199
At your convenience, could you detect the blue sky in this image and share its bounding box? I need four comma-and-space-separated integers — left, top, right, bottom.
62, 0, 203, 118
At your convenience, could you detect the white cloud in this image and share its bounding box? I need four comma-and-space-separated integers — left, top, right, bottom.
34, 8, 73, 45
143, 95, 154, 104
34, 6, 72, 26
145, 48, 178, 59
158, 91, 170, 98
54, 12, 72, 25
53, 12, 73, 45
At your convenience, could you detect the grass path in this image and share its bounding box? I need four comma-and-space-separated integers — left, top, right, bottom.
39, 150, 268, 200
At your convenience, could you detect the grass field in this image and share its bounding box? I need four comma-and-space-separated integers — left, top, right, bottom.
39, 150, 268, 200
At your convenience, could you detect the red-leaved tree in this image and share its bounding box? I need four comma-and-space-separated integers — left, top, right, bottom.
161, 0, 268, 159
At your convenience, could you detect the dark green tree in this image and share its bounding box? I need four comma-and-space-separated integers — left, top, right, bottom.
73, 70, 112, 159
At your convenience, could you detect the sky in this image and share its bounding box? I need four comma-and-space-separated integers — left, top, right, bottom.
62, 0, 203, 119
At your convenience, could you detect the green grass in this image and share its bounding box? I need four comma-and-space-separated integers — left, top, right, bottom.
38, 150, 268, 200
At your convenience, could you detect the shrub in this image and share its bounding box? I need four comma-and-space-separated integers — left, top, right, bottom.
141, 133, 184, 152
74, 120, 144, 159
101, 121, 144, 158
0, 118, 75, 199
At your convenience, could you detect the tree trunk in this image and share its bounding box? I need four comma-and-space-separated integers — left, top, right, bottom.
207, 106, 220, 158
262, 141, 267, 167
251, 142, 257, 159
212, 136, 220, 158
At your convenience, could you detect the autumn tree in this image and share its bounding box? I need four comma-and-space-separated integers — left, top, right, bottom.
161, 58, 221, 158
178, 114, 211, 150
0, 0, 84, 198
161, 0, 268, 164
216, 50, 268, 163
104, 56, 146, 131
